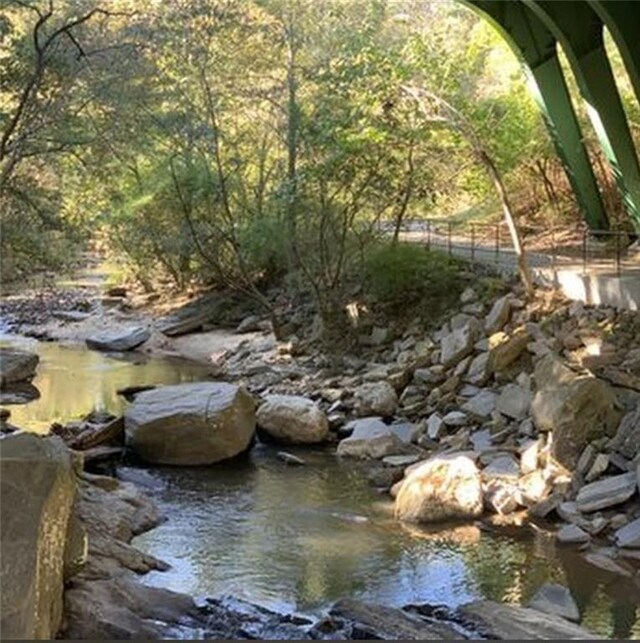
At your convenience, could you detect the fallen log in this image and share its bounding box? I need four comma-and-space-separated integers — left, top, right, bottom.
68, 416, 125, 450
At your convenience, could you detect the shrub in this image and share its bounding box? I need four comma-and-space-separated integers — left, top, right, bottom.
364, 242, 463, 317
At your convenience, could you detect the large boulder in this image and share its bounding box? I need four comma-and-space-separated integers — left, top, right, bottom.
86, 326, 150, 352
0, 348, 39, 386
394, 454, 483, 523
531, 354, 621, 468
0, 433, 75, 640
124, 382, 255, 465
257, 395, 329, 444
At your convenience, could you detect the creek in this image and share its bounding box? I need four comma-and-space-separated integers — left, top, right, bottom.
1, 332, 639, 639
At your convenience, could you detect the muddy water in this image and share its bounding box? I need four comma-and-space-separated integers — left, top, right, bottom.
1, 336, 639, 638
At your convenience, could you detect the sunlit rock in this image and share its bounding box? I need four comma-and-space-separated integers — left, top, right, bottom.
125, 382, 255, 465
0, 433, 75, 640
257, 395, 329, 444
394, 454, 483, 523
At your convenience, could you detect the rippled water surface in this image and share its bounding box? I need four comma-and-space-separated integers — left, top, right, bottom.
2, 335, 639, 638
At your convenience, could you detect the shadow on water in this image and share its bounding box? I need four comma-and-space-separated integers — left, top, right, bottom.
1, 334, 638, 639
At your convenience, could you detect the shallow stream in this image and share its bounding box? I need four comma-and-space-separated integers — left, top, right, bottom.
2, 333, 639, 639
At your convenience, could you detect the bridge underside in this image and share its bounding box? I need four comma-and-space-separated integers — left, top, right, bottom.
464, 0, 640, 233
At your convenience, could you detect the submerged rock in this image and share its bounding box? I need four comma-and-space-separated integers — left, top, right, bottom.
527, 584, 580, 623
125, 382, 256, 465
86, 326, 150, 352
394, 454, 483, 523
0, 348, 39, 386
0, 433, 75, 640
257, 395, 329, 444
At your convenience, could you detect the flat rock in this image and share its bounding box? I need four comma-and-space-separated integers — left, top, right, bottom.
426, 413, 444, 440
527, 584, 580, 623
86, 326, 150, 352
330, 598, 460, 640
482, 454, 520, 481
556, 523, 590, 544
464, 352, 491, 386
458, 600, 596, 639
440, 319, 481, 368
484, 295, 511, 334
276, 451, 306, 466
575, 472, 638, 512
462, 390, 497, 420
382, 454, 420, 468
614, 517, 640, 548
337, 418, 409, 459
442, 410, 468, 427
496, 384, 532, 421
488, 328, 530, 372
52, 310, 92, 323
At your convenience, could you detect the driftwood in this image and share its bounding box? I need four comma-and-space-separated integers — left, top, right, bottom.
68, 416, 124, 450
80, 445, 124, 463
116, 384, 156, 401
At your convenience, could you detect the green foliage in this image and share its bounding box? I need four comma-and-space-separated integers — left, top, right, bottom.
364, 243, 463, 314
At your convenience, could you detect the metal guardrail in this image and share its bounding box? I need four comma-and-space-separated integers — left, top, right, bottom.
391, 218, 639, 278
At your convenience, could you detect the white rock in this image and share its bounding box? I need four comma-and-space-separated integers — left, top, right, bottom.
257, 395, 329, 444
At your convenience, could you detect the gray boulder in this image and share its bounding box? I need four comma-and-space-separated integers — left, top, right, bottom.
0, 433, 75, 640
531, 354, 621, 468
86, 326, 150, 352
354, 381, 398, 417
0, 348, 39, 386
257, 395, 329, 444
125, 382, 255, 465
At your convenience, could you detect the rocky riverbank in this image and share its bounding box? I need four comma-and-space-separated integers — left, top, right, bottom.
1, 266, 639, 639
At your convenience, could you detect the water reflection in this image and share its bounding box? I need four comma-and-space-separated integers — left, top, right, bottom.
133, 447, 640, 639
1, 336, 211, 432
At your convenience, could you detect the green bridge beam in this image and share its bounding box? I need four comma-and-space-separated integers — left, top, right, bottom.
465, 0, 609, 230
589, 0, 640, 108
524, 0, 640, 232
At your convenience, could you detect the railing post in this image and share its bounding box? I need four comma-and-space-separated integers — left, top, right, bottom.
447, 221, 452, 257
427, 219, 431, 251
470, 223, 476, 262
494, 224, 500, 266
